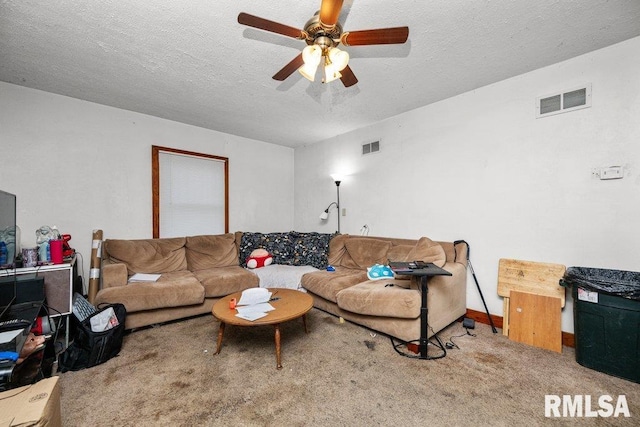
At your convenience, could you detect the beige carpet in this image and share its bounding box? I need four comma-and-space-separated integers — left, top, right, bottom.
58, 309, 639, 426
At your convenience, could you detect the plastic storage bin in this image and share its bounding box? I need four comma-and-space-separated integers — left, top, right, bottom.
561, 267, 640, 383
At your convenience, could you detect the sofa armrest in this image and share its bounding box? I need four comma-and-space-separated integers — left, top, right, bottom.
102, 263, 128, 288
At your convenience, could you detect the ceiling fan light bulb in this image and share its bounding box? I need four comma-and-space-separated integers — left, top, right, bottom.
328, 48, 349, 71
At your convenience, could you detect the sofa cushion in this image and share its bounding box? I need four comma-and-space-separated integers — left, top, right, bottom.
387, 238, 446, 279
185, 234, 239, 270
239, 232, 295, 267
386, 238, 446, 266
290, 232, 333, 269
340, 238, 392, 269
336, 280, 421, 319
327, 233, 349, 266
193, 266, 259, 297
301, 267, 367, 303
239, 231, 334, 269
94, 270, 204, 313
407, 237, 446, 267
101, 263, 129, 288
386, 244, 414, 262
105, 238, 187, 275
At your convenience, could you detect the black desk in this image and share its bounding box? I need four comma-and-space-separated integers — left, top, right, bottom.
390, 262, 452, 359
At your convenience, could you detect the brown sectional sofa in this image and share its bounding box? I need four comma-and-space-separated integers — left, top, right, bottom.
302, 235, 468, 342
95, 233, 258, 330
95, 231, 468, 343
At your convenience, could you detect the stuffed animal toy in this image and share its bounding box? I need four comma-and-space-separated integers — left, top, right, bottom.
246, 248, 273, 269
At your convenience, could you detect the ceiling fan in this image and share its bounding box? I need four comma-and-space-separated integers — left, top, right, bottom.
238, 0, 409, 87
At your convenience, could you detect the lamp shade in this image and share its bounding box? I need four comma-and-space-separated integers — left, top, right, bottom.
319, 211, 329, 220
323, 62, 342, 83
328, 48, 349, 71
302, 45, 322, 64
299, 45, 322, 81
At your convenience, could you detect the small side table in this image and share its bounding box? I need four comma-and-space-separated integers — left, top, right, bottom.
0, 256, 76, 348
390, 262, 453, 359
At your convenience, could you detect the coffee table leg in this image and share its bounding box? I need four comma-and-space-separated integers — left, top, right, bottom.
302, 314, 309, 333
214, 322, 225, 355
274, 324, 282, 369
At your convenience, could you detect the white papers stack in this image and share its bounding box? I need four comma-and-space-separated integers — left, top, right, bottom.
129, 273, 161, 282
235, 288, 274, 321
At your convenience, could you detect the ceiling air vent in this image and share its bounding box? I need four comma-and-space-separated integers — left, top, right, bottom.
362, 140, 380, 155
536, 84, 591, 118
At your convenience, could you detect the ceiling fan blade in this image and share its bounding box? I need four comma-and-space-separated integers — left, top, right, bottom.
272, 53, 305, 81
238, 12, 304, 39
341, 27, 409, 46
319, 0, 344, 28
340, 65, 358, 87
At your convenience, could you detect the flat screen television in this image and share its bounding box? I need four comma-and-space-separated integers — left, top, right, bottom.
0, 190, 17, 320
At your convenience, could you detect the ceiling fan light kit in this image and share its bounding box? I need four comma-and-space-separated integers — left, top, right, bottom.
299, 44, 349, 83
238, 0, 409, 87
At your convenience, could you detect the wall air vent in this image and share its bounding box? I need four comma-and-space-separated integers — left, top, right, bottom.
536, 84, 592, 118
362, 140, 380, 155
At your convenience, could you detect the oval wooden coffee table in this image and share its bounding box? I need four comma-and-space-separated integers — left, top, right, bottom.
212, 288, 313, 369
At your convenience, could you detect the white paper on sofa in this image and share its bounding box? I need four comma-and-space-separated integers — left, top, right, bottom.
128, 273, 161, 282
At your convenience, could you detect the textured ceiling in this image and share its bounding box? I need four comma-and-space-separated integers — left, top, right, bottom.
1, 1, 640, 148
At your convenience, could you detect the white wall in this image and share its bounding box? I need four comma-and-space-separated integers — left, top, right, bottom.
294, 36, 640, 333
0, 83, 294, 290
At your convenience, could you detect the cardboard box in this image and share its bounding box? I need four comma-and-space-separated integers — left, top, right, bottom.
0, 376, 61, 427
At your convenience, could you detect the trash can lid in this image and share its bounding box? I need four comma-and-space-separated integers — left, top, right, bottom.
562, 267, 640, 300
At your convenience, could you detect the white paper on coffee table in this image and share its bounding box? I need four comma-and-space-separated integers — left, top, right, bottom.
236, 303, 274, 316
236, 311, 268, 321
237, 288, 272, 306
235, 302, 275, 321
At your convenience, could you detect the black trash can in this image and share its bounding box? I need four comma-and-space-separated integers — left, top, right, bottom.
561, 267, 640, 384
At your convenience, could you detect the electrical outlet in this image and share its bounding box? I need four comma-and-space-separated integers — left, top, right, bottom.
592, 166, 624, 180
599, 166, 623, 180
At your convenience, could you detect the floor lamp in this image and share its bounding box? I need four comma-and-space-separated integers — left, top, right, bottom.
320, 179, 341, 233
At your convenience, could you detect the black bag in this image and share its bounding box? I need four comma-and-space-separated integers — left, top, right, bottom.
58, 303, 127, 372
